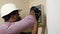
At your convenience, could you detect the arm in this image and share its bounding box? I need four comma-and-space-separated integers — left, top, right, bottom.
7, 15, 35, 34
32, 19, 38, 34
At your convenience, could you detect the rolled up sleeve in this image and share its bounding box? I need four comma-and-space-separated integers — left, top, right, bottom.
7, 15, 35, 34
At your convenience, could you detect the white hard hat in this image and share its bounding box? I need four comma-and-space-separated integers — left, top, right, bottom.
0, 3, 20, 17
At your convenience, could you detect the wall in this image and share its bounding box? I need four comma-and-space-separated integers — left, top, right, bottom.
46, 0, 60, 34
0, 0, 46, 34
0, 0, 29, 24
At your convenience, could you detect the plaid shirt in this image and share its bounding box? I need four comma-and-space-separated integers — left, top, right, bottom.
0, 15, 35, 34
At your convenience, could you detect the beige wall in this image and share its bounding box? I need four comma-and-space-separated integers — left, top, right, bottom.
0, 0, 46, 34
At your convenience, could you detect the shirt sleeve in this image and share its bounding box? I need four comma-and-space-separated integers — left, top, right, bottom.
7, 15, 35, 34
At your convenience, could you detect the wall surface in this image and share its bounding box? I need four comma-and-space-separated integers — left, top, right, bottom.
0, 0, 46, 34
46, 0, 60, 34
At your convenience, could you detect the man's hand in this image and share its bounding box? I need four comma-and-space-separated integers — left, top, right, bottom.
29, 10, 35, 17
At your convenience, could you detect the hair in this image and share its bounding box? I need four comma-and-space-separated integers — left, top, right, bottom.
2, 10, 18, 22
30, 6, 41, 21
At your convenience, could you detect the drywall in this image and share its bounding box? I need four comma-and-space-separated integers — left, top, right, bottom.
47, 0, 60, 34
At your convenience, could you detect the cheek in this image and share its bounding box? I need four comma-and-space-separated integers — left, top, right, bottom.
15, 14, 21, 20
16, 16, 21, 20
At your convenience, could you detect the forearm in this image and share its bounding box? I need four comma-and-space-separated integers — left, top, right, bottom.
32, 20, 38, 34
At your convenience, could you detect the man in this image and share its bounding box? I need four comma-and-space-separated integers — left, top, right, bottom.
0, 3, 36, 34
